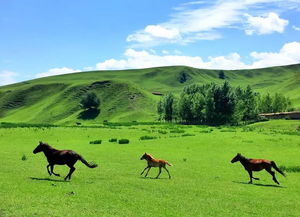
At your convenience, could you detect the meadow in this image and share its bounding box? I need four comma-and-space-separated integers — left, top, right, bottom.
0, 120, 299, 217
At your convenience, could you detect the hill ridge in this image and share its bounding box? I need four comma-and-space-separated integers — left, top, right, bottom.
0, 64, 299, 124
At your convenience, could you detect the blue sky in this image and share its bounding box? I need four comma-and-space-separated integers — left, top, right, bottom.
1, 0, 300, 85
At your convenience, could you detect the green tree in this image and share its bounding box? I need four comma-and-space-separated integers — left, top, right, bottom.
242, 85, 258, 121
213, 81, 235, 124
80, 92, 100, 110
178, 93, 193, 123
157, 99, 164, 120
178, 84, 206, 123
191, 92, 206, 123
259, 93, 273, 113
158, 93, 176, 122
219, 70, 225, 79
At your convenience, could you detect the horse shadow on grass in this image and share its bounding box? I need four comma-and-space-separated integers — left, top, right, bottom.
29, 177, 69, 182
232, 181, 285, 188
140, 176, 170, 180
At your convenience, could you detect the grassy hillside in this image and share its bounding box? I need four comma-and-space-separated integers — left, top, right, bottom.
0, 64, 299, 124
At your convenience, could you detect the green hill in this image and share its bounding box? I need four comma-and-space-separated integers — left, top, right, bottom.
0, 64, 299, 124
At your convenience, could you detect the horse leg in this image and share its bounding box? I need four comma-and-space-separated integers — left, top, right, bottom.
145, 167, 151, 177
140, 166, 149, 175
247, 170, 253, 184
47, 164, 52, 176
248, 171, 259, 180
50, 165, 60, 177
163, 166, 171, 179
155, 167, 162, 179
64, 165, 76, 181
266, 168, 280, 185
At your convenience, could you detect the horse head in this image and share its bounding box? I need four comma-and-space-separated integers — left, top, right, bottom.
140, 152, 150, 160
231, 153, 241, 163
33, 141, 46, 154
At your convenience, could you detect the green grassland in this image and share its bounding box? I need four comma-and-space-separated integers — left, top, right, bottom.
0, 120, 299, 217
0, 64, 299, 124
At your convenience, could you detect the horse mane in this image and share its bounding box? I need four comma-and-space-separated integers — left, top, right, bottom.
239, 154, 249, 161
41, 142, 56, 151
145, 153, 153, 159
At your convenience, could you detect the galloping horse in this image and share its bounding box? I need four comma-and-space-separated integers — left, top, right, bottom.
140, 153, 172, 179
231, 153, 285, 184
33, 141, 97, 180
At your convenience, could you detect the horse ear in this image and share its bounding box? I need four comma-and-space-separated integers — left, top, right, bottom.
39, 141, 42, 144
237, 153, 241, 155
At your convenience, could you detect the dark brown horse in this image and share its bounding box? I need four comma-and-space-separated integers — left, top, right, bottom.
33, 141, 97, 180
231, 153, 285, 185
140, 153, 172, 179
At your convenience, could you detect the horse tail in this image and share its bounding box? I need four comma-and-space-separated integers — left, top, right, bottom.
166, 161, 173, 166
271, 161, 285, 177
79, 155, 98, 168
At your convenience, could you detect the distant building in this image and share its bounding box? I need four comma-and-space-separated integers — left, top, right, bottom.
152, 92, 163, 96
259, 111, 300, 120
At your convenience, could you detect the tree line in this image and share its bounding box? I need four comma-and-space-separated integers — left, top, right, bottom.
157, 82, 293, 125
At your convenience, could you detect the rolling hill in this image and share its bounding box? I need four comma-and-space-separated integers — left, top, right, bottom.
0, 64, 299, 124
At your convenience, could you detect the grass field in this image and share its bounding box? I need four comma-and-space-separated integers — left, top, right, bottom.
1, 120, 299, 217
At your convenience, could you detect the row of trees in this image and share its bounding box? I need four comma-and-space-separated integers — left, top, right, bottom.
157, 82, 293, 125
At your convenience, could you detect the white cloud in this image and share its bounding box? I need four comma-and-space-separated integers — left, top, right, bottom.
36, 67, 80, 78
29, 42, 300, 81
96, 48, 204, 70
293, 25, 300, 31
95, 48, 245, 70
127, 25, 182, 46
95, 42, 300, 70
250, 41, 300, 68
127, 0, 297, 46
205, 53, 248, 69
162, 50, 169, 55
145, 25, 180, 39
0, 71, 18, 86
245, 12, 288, 35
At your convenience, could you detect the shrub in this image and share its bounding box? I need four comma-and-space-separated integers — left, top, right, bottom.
170, 129, 185, 133
21, 154, 27, 161
220, 128, 237, 132
158, 130, 168, 134
118, 139, 129, 144
182, 133, 195, 137
109, 138, 117, 142
198, 129, 213, 133
89, 140, 102, 144
140, 135, 157, 140
279, 166, 300, 173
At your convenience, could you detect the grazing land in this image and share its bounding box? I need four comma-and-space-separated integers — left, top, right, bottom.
0, 120, 299, 217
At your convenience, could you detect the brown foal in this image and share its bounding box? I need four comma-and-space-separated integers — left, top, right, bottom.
33, 141, 97, 180
231, 153, 285, 185
140, 153, 172, 179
